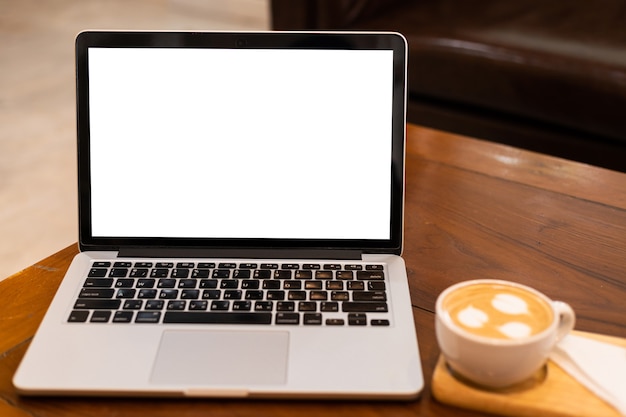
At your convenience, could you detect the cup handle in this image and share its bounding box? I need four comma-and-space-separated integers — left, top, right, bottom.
553, 301, 576, 342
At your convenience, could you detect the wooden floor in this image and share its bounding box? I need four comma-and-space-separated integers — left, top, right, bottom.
0, 0, 269, 280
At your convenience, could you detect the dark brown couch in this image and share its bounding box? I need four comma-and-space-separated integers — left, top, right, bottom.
271, 0, 626, 171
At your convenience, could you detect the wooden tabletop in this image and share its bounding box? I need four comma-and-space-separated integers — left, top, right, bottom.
1, 124, 625, 417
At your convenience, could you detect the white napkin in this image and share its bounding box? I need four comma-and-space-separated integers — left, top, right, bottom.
550, 333, 626, 416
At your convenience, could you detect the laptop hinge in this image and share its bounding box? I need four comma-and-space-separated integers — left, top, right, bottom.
117, 248, 363, 260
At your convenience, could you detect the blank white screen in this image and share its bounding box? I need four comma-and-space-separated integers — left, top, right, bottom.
88, 47, 393, 239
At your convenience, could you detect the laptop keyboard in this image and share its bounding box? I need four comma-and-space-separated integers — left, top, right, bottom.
68, 261, 391, 326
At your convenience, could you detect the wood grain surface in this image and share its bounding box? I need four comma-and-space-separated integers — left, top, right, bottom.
432, 331, 626, 417
1, 124, 624, 417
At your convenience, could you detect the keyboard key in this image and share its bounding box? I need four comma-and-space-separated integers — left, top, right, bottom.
325, 318, 344, 326
109, 268, 129, 278
123, 299, 143, 310
135, 311, 161, 323
302, 264, 320, 270
197, 262, 215, 269
134, 262, 153, 268
281, 263, 300, 270
241, 280, 260, 289
159, 289, 179, 299
83, 278, 114, 288
151, 269, 169, 278
326, 281, 343, 290
368, 281, 386, 290
113, 311, 134, 323
129, 268, 148, 278
136, 279, 156, 288
276, 301, 295, 311
199, 279, 218, 288
283, 280, 302, 289
145, 300, 164, 310
303, 313, 322, 325
348, 313, 367, 326
74, 299, 121, 309
115, 279, 135, 288
352, 291, 387, 301
371, 319, 390, 326
245, 290, 264, 300
171, 268, 190, 278
254, 270, 272, 279
357, 271, 385, 280
202, 290, 221, 299
157, 279, 176, 288
348, 281, 365, 290
342, 302, 388, 312
192, 269, 211, 278
211, 300, 230, 311
164, 312, 272, 324
88, 268, 108, 277
213, 269, 231, 278
167, 301, 186, 310
178, 279, 197, 288
330, 291, 349, 301
263, 280, 281, 289
260, 263, 278, 269
323, 264, 342, 270
274, 270, 292, 279
267, 290, 285, 300
232, 301, 252, 311
113, 262, 132, 268
366, 265, 384, 270
68, 310, 89, 322
79, 288, 114, 298
220, 280, 238, 289
218, 263, 237, 269
315, 271, 333, 280
224, 290, 242, 300
239, 263, 258, 269
254, 301, 273, 311
287, 291, 306, 300
295, 270, 313, 279
275, 312, 300, 325
92, 262, 111, 268
320, 302, 338, 312
155, 262, 173, 268
116, 289, 136, 298
176, 262, 195, 268
305, 280, 322, 290
90, 310, 112, 323
181, 289, 200, 299
189, 300, 208, 310
138, 289, 157, 299
310, 291, 328, 300
298, 301, 317, 312
233, 269, 251, 279
336, 271, 354, 280
344, 264, 363, 270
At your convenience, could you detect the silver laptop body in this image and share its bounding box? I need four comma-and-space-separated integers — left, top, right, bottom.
14, 30, 423, 399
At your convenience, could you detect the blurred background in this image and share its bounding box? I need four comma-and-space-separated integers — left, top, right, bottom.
0, 0, 269, 281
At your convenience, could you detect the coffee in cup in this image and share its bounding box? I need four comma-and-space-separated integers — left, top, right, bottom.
443, 281, 554, 340
436, 279, 575, 388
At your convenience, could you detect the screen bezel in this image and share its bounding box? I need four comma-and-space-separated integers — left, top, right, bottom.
75, 31, 407, 255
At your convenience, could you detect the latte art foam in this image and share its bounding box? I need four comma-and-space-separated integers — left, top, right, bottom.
443, 283, 553, 340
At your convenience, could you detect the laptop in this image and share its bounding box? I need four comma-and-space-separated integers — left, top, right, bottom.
14, 30, 423, 399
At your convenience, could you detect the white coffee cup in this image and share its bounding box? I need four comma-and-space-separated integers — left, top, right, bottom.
435, 279, 575, 388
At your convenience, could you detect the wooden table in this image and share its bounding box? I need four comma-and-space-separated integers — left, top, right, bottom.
2, 124, 625, 417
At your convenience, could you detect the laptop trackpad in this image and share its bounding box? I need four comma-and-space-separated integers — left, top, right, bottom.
151, 330, 289, 386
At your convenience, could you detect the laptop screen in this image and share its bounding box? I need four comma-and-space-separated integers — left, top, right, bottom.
76, 32, 406, 253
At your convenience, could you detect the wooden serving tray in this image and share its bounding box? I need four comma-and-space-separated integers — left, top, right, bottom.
432, 331, 625, 417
